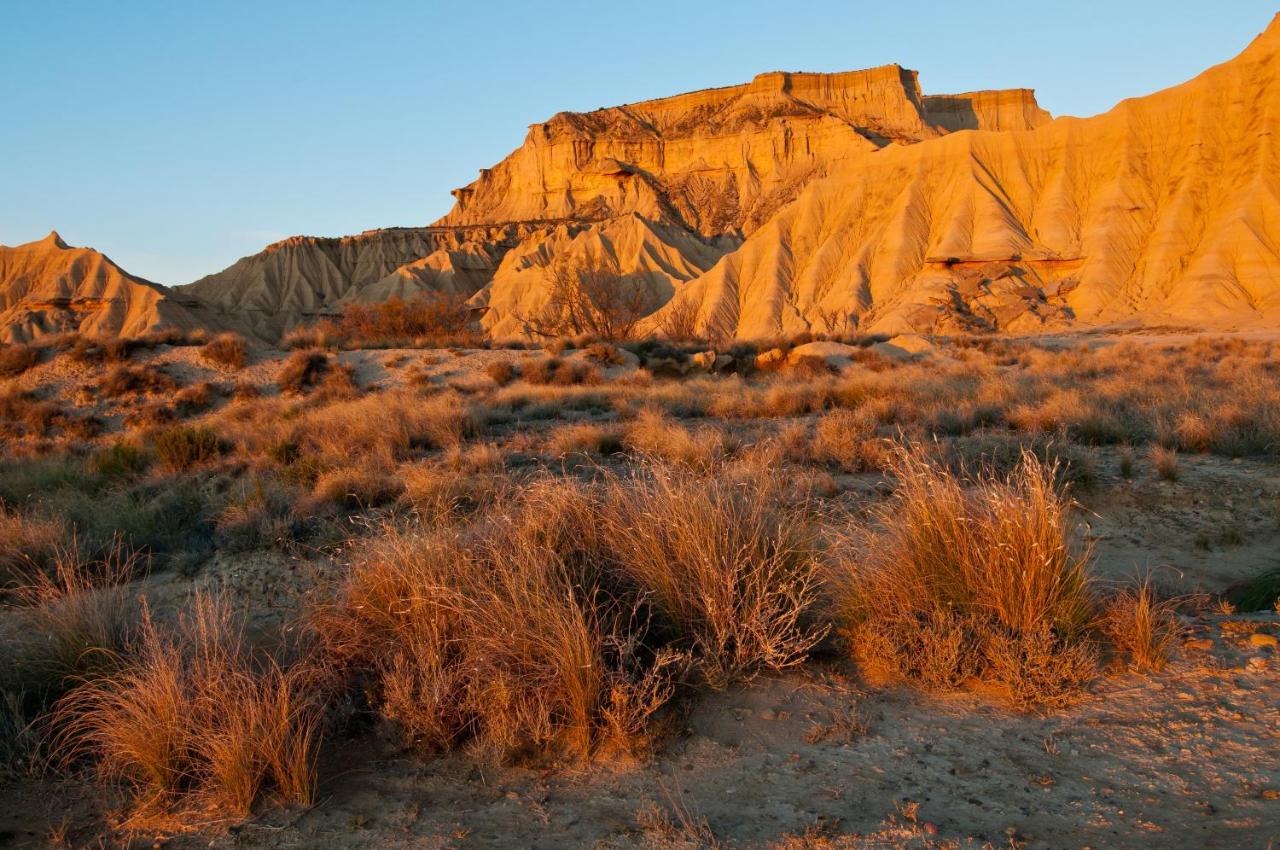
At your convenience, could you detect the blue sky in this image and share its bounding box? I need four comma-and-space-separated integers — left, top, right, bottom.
2, 1, 1276, 284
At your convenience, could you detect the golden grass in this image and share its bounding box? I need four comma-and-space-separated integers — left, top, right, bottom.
198, 333, 249, 370
312, 504, 679, 761
1151, 445, 1180, 481
54, 593, 317, 820
834, 449, 1098, 707
599, 460, 826, 688
624, 409, 729, 469
1103, 577, 1182, 671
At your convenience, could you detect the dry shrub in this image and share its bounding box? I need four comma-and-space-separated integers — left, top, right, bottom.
310, 466, 404, 509
835, 449, 1098, 708
624, 409, 728, 469
484, 359, 517, 386
809, 408, 890, 472
1103, 578, 1181, 671
546, 422, 624, 457
583, 342, 629, 366
54, 594, 317, 820
399, 462, 511, 525
153, 425, 220, 471
600, 462, 826, 688
1151, 445, 1179, 481
69, 337, 136, 365
0, 509, 65, 592
173, 381, 218, 416
337, 293, 478, 347
277, 350, 330, 394
0, 343, 40, 378
199, 333, 249, 370
99, 364, 178, 398
312, 514, 679, 761
522, 356, 601, 387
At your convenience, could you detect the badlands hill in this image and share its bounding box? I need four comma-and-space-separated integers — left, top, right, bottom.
5, 13, 1280, 342
0, 232, 215, 343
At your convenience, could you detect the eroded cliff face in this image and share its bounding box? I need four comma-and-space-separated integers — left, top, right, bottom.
0, 232, 213, 343
654, 14, 1280, 338
178, 223, 561, 338
14, 18, 1280, 345
436, 66, 1052, 239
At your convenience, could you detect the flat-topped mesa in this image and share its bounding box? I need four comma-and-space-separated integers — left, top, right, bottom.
435, 65, 1051, 236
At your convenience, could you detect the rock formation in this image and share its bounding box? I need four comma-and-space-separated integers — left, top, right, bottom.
658, 15, 1280, 337
7, 13, 1280, 343
438, 66, 1050, 238
0, 232, 213, 343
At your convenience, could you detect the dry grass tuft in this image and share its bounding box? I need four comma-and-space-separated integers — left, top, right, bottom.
1103, 578, 1182, 671
600, 461, 826, 688
0, 343, 40, 378
834, 449, 1098, 708
54, 593, 318, 820
483, 359, 517, 386
624, 409, 729, 470
277, 350, 331, 394
1151, 445, 1180, 481
199, 333, 250, 370
312, 509, 680, 761
99, 364, 178, 398
546, 422, 624, 457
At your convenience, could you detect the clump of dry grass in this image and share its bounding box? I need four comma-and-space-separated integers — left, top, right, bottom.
312, 508, 680, 761
199, 333, 249, 370
546, 422, 624, 457
1103, 578, 1182, 671
310, 466, 404, 509
624, 409, 729, 469
4, 538, 146, 703
484, 359, 517, 386
1151, 445, 1179, 481
0, 343, 40, 378
277, 350, 331, 394
99, 364, 178, 398
834, 450, 1098, 708
600, 461, 826, 688
0, 510, 67, 595
54, 593, 318, 820
398, 462, 511, 525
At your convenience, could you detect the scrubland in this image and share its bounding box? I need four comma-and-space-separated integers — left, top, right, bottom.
0, 328, 1278, 847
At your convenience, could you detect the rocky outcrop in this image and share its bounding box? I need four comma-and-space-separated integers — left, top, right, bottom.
0, 232, 214, 343
179, 223, 558, 338
657, 15, 1280, 337
436, 66, 1052, 239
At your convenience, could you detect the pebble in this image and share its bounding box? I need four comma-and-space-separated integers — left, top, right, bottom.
1185, 638, 1214, 651
1248, 632, 1278, 648
1247, 657, 1268, 671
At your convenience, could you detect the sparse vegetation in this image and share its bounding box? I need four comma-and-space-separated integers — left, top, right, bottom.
833, 450, 1098, 707
0, 343, 40, 377
199, 332, 250, 369
2, 331, 1279, 842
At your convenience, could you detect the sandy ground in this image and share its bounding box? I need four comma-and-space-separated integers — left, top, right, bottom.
3, 612, 1276, 849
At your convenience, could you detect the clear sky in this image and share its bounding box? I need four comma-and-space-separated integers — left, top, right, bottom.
2, 1, 1276, 284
